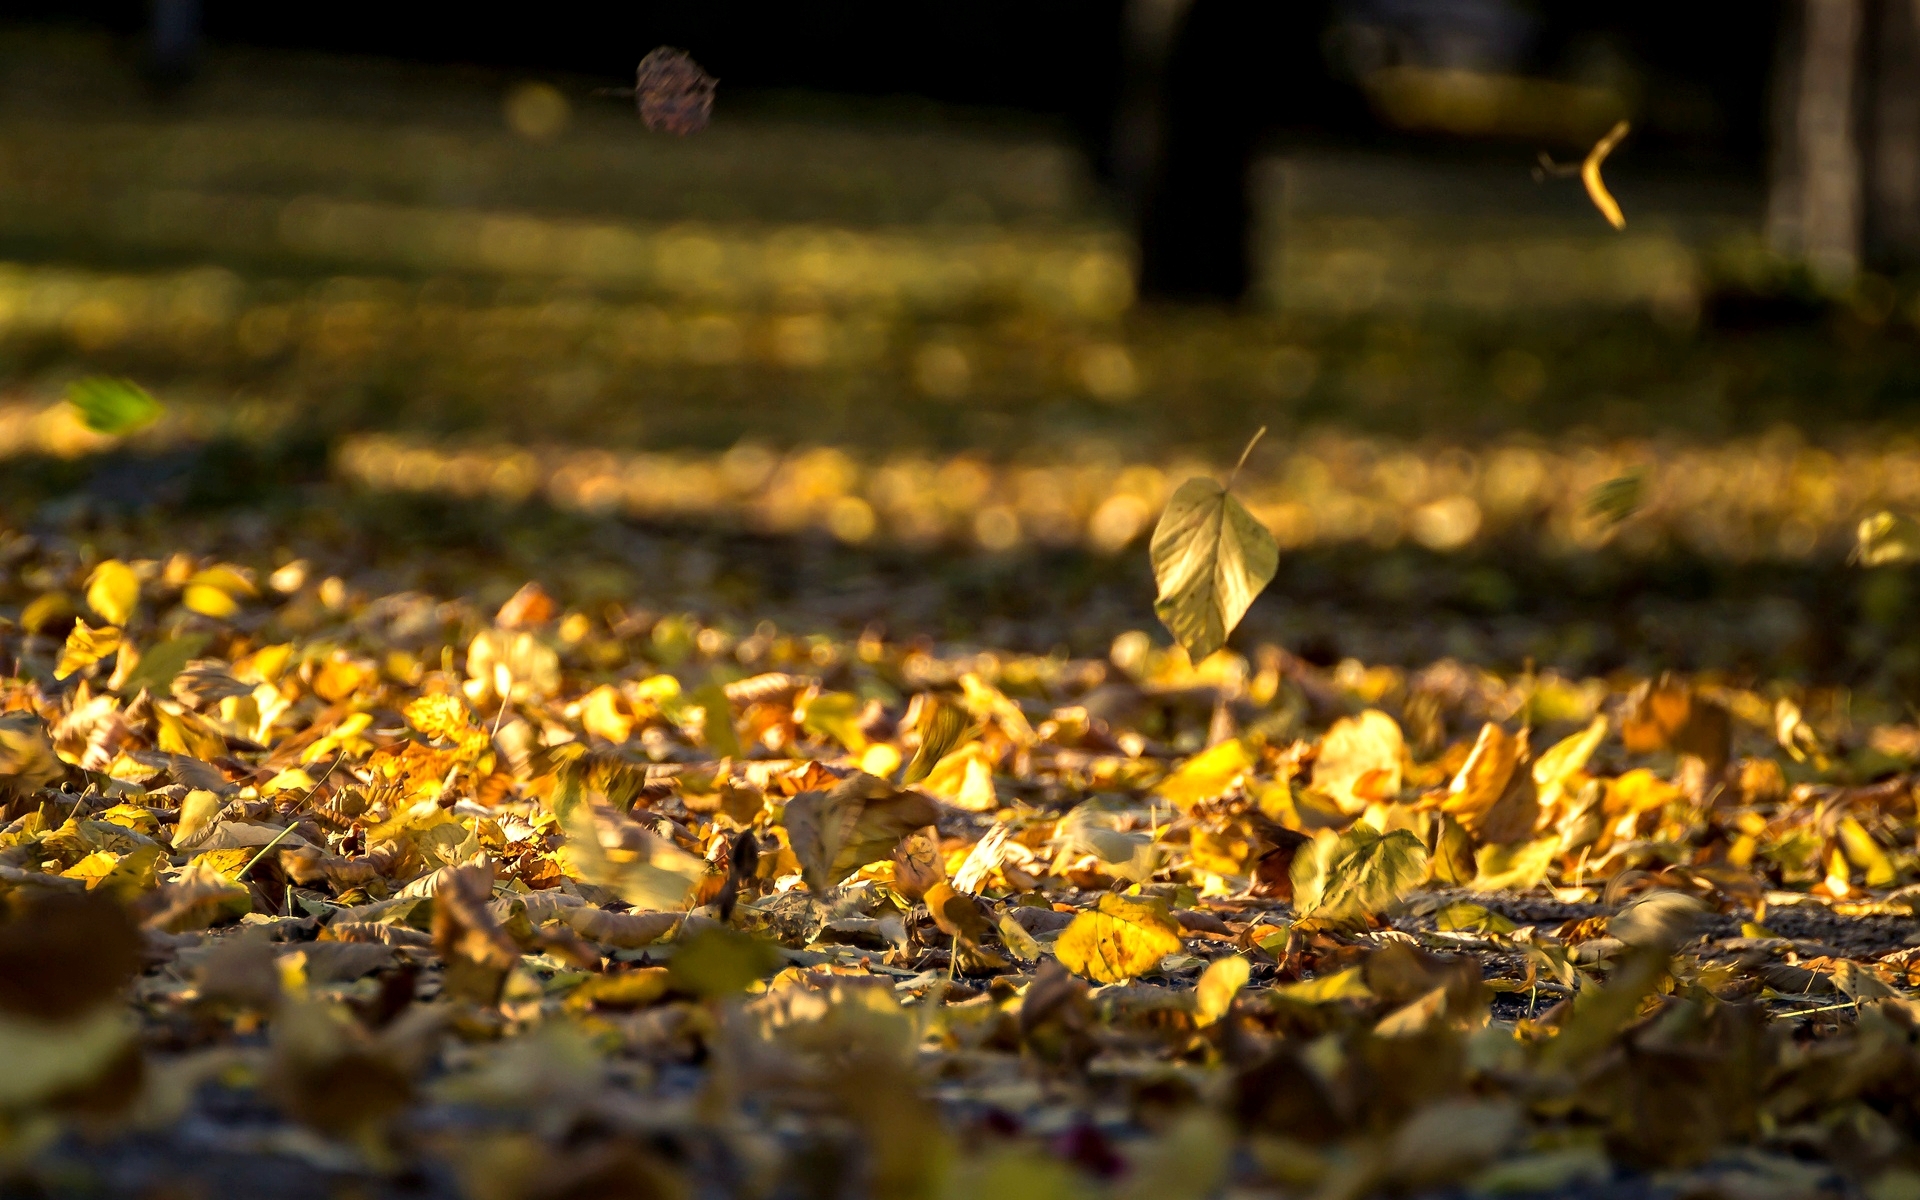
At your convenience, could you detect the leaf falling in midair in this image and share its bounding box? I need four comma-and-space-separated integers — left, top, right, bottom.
1149, 428, 1279, 663
1582, 120, 1630, 230
633, 47, 716, 136
1585, 471, 1645, 527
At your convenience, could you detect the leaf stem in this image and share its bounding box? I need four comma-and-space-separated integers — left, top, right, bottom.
1225, 426, 1269, 493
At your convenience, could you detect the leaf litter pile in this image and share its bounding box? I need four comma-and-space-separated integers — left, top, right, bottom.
0, 408, 1914, 1200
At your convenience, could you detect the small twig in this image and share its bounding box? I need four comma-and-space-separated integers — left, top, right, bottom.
1774, 1000, 1860, 1019
1225, 426, 1269, 492
236, 821, 302, 883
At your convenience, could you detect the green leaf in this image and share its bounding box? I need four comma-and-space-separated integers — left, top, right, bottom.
1291, 823, 1429, 922
667, 925, 781, 997
116, 633, 210, 697
1584, 471, 1645, 527
1149, 477, 1278, 663
688, 681, 742, 759
65, 377, 163, 436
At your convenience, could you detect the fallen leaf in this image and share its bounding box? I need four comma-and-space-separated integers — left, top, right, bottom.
1055, 892, 1183, 984
1193, 954, 1250, 1026
1291, 823, 1428, 922
1311, 710, 1404, 814
780, 771, 940, 895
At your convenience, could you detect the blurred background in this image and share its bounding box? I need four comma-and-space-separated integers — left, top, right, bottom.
2, 1, 1920, 694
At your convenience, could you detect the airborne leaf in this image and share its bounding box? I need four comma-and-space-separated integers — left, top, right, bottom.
65, 377, 163, 436
85, 560, 140, 627
1291, 823, 1429, 922
1150, 477, 1278, 663
1856, 510, 1920, 566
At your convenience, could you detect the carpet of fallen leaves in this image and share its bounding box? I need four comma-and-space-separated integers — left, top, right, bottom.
0, 549, 1917, 1200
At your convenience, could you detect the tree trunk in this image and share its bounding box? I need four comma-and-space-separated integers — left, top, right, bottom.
1768, 0, 1920, 280
1865, 0, 1920, 268
1767, 0, 1865, 283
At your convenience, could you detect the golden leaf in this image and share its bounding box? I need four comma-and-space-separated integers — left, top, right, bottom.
405, 693, 477, 743
85, 560, 140, 627
1054, 892, 1183, 984
1156, 739, 1253, 810
780, 771, 941, 895
1311, 710, 1404, 814
55, 619, 123, 681
1149, 475, 1279, 663
1193, 954, 1250, 1026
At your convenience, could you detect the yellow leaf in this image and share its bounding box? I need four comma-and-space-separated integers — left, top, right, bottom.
998, 912, 1042, 962
20, 592, 72, 635
232, 643, 294, 685
858, 743, 902, 778
1274, 965, 1372, 1004
182, 584, 239, 619
187, 564, 257, 598
1533, 716, 1608, 792
1156, 739, 1253, 810
1470, 838, 1559, 892
173, 788, 225, 849
1310, 710, 1404, 814
300, 711, 374, 764
1432, 900, 1517, 936
797, 689, 868, 753
55, 619, 122, 680
921, 741, 998, 811
406, 693, 478, 742
1838, 817, 1897, 889
563, 966, 672, 1012
1856, 510, 1920, 566
1581, 119, 1630, 229
1442, 723, 1538, 845
85, 560, 140, 626
154, 704, 226, 761
1149, 470, 1280, 663
958, 673, 1035, 745
1194, 954, 1250, 1025
1054, 891, 1183, 984
901, 695, 975, 786
688, 682, 741, 759
578, 685, 637, 743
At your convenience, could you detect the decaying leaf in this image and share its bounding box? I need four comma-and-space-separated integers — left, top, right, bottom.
780, 771, 940, 895
633, 47, 717, 136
